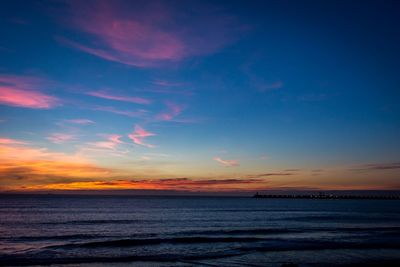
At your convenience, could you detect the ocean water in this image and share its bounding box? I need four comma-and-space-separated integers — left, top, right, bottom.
1, 195, 400, 267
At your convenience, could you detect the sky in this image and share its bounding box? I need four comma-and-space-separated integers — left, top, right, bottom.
0, 0, 399, 193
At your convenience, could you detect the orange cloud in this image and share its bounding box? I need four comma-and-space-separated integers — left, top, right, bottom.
0, 138, 114, 190
13, 178, 267, 192
0, 160, 111, 179
0, 75, 59, 109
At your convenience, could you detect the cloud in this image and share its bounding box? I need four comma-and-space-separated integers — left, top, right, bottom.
242, 59, 283, 92
0, 74, 59, 109
88, 134, 123, 150
352, 162, 400, 171
0, 138, 268, 192
128, 125, 155, 148
0, 137, 27, 145
246, 173, 295, 178
9, 177, 267, 192
312, 169, 323, 172
213, 157, 239, 167
156, 101, 184, 121
152, 80, 186, 87
64, 119, 94, 125
108, 134, 123, 144
0, 161, 111, 181
47, 133, 76, 144
257, 81, 283, 91
93, 106, 148, 117
58, 0, 244, 67
0, 139, 112, 187
87, 90, 151, 104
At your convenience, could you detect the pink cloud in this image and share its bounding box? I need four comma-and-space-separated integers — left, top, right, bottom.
0, 137, 27, 145
156, 101, 184, 121
0, 75, 59, 109
87, 90, 151, 104
58, 0, 244, 67
213, 157, 239, 167
47, 133, 76, 144
128, 125, 155, 148
108, 134, 123, 144
64, 119, 94, 125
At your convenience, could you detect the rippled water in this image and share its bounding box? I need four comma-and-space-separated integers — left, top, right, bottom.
1, 195, 400, 266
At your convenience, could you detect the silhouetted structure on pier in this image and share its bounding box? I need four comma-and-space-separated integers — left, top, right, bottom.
253, 192, 400, 200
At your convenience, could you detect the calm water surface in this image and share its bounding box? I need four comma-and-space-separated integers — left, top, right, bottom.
1, 195, 400, 266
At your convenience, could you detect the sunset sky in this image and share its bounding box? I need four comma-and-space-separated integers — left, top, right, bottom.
0, 0, 399, 192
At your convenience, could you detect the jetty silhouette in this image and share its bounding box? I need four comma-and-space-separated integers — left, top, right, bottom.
253, 192, 400, 200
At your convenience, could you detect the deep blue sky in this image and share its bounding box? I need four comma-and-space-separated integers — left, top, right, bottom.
0, 0, 399, 191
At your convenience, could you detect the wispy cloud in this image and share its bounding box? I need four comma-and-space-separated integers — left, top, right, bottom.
257, 81, 283, 92
213, 157, 239, 167
352, 162, 400, 171
128, 125, 155, 148
87, 90, 151, 104
58, 0, 244, 67
93, 106, 148, 118
242, 58, 283, 92
47, 133, 76, 144
246, 172, 295, 178
0, 74, 59, 109
141, 87, 193, 96
108, 134, 123, 144
156, 101, 184, 121
152, 80, 186, 87
88, 134, 123, 150
64, 119, 94, 125
0, 137, 27, 145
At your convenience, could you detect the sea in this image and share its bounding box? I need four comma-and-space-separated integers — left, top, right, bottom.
1, 195, 400, 267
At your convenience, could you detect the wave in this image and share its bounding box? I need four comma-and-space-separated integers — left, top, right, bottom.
2, 238, 400, 266
179, 226, 400, 236
3, 234, 113, 241
288, 215, 400, 222
238, 239, 400, 253
179, 228, 303, 236
50, 236, 263, 249
4, 226, 399, 243
41, 219, 142, 225
46, 226, 400, 249
0, 250, 243, 266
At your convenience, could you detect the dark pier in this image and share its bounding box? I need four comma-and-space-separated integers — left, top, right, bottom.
253, 192, 400, 200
